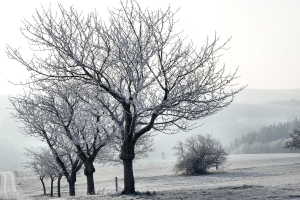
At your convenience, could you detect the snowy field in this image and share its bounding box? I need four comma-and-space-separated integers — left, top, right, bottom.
10, 153, 300, 199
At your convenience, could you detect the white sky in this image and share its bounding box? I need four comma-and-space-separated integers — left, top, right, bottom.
1, 0, 300, 95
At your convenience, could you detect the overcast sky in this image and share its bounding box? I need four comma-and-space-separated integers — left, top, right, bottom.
1, 0, 300, 95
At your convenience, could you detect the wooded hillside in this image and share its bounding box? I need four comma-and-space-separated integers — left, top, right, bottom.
228, 118, 300, 154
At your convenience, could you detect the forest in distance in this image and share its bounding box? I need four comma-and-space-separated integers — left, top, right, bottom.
227, 118, 300, 154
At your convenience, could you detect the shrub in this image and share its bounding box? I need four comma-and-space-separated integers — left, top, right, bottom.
174, 134, 227, 174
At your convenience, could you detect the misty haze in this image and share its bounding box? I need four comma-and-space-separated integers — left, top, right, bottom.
1, 1, 300, 200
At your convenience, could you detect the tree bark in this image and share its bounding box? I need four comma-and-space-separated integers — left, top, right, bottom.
67, 173, 77, 196
122, 158, 135, 194
68, 181, 76, 196
40, 176, 46, 195
86, 173, 95, 195
119, 137, 136, 195
84, 161, 96, 195
50, 177, 54, 197
57, 174, 62, 197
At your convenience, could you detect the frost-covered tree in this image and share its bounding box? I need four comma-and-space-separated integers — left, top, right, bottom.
41, 150, 62, 197
10, 79, 154, 195
24, 147, 64, 197
6, 0, 244, 194
174, 134, 228, 174
10, 81, 112, 195
284, 128, 300, 150
23, 153, 48, 195
11, 92, 83, 196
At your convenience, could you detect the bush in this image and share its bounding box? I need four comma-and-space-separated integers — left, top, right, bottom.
173, 134, 228, 174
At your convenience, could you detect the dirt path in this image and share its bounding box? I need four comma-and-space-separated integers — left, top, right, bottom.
0, 171, 22, 200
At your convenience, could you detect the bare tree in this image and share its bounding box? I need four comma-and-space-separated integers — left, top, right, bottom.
24, 147, 64, 197
43, 151, 61, 197
6, 0, 244, 194
174, 134, 228, 174
11, 80, 119, 195
23, 153, 48, 195
11, 93, 83, 196
35, 82, 113, 195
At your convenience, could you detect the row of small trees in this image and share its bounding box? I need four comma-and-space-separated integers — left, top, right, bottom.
24, 147, 66, 197
11, 80, 152, 196
6, 0, 243, 196
25, 133, 228, 197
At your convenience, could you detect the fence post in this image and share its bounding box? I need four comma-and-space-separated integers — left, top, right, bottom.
115, 177, 118, 193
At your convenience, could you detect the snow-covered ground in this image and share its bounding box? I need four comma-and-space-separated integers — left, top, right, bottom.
12, 153, 300, 199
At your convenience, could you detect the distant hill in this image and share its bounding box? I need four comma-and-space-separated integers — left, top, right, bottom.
264, 99, 300, 107
151, 89, 300, 158
227, 118, 300, 154
151, 101, 300, 157
1, 88, 300, 165
232, 89, 300, 104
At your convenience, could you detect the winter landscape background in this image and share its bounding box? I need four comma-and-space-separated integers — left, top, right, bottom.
1, 0, 300, 199
1, 88, 300, 170
1, 89, 300, 199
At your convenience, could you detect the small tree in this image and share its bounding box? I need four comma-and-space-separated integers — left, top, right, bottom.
41, 149, 63, 198
11, 91, 83, 196
174, 134, 227, 174
24, 147, 64, 196
23, 157, 48, 195
284, 128, 300, 150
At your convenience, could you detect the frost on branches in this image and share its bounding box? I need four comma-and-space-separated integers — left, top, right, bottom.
284, 129, 300, 150
10, 80, 117, 195
24, 147, 66, 197
174, 134, 228, 174
6, 0, 245, 194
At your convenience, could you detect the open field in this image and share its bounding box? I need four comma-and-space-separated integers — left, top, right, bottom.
8, 153, 300, 199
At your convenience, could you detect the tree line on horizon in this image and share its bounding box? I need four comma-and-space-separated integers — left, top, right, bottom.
264, 99, 300, 107
228, 118, 300, 154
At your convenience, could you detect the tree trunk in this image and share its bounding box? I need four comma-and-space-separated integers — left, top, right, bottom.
40, 176, 46, 195
84, 161, 95, 195
122, 158, 135, 194
119, 141, 136, 195
50, 177, 54, 197
68, 181, 76, 196
86, 173, 95, 195
57, 174, 62, 197
67, 173, 77, 196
